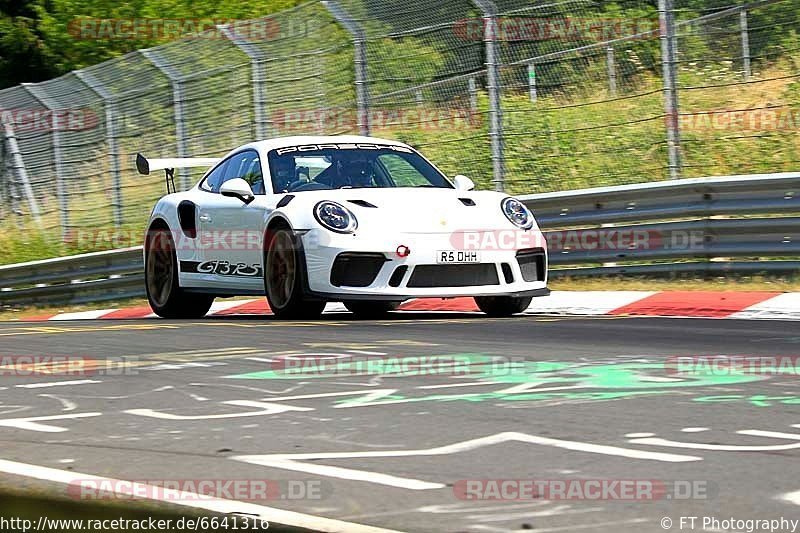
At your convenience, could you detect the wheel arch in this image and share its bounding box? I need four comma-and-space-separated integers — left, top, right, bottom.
147, 217, 170, 231
265, 213, 292, 233
262, 214, 321, 307
144, 217, 170, 252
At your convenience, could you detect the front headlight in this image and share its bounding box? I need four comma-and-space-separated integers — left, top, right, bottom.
501, 197, 534, 230
314, 201, 358, 233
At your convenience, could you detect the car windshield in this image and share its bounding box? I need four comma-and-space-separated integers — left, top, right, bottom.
267, 144, 453, 193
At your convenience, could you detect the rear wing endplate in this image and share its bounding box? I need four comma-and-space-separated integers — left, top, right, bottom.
136, 153, 221, 194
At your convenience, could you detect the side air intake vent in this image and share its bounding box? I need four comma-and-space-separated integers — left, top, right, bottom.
277, 195, 294, 208
348, 200, 378, 208
177, 201, 197, 238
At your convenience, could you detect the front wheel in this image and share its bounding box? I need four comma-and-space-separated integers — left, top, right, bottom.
264, 228, 325, 319
343, 300, 400, 318
145, 227, 214, 318
474, 295, 532, 317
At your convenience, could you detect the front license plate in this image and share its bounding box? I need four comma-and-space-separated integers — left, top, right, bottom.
436, 250, 480, 264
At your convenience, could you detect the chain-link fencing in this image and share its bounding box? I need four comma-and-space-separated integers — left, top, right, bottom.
0, 0, 798, 246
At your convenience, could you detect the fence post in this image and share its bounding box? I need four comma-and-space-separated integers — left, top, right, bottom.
220, 25, 270, 140
74, 70, 123, 228
606, 46, 617, 96
468, 76, 478, 112
740, 9, 752, 82
140, 49, 191, 190
658, 0, 682, 179
323, 1, 370, 136
2, 122, 41, 227
527, 63, 537, 103
22, 83, 68, 237
473, 0, 504, 192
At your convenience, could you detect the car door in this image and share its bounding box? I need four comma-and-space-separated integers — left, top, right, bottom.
197, 150, 267, 291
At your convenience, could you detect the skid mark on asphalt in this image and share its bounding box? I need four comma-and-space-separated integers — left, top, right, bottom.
341, 501, 607, 531
470, 518, 650, 532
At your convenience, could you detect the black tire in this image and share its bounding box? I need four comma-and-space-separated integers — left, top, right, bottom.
343, 300, 400, 318
474, 295, 532, 317
264, 227, 325, 319
144, 227, 214, 319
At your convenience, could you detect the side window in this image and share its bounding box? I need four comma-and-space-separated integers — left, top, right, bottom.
378, 154, 427, 187
200, 160, 229, 193
222, 150, 265, 195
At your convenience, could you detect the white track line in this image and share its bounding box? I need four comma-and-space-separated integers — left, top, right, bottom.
50, 310, 117, 321
233, 432, 700, 492
0, 458, 402, 533
0, 412, 102, 432
21, 291, 800, 321
15, 379, 102, 389
280, 431, 701, 462
526, 291, 656, 315
207, 299, 259, 315
730, 293, 800, 320
781, 490, 800, 506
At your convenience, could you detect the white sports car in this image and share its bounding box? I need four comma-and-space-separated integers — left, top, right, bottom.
138, 135, 548, 319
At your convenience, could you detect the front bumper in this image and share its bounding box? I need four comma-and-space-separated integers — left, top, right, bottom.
301, 229, 549, 300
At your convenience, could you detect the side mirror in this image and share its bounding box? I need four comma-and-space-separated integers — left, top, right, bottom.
220, 178, 255, 204
453, 175, 475, 191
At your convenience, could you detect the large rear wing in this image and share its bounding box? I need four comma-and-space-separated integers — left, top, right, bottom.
136, 153, 221, 194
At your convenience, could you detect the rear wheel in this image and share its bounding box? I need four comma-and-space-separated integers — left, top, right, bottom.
343, 300, 400, 318
145, 227, 214, 318
264, 227, 325, 319
474, 296, 532, 317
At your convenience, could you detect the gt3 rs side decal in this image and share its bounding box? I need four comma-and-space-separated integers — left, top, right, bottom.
180, 260, 263, 277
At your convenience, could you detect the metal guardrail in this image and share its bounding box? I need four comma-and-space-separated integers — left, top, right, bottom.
1, 172, 798, 306
0, 247, 144, 306
521, 171, 800, 276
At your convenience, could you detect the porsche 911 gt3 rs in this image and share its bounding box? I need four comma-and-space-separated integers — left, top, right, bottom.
138, 135, 549, 319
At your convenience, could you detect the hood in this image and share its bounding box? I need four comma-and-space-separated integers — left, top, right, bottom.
284, 188, 530, 234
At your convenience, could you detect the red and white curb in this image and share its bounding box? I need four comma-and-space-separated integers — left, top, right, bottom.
19, 291, 800, 321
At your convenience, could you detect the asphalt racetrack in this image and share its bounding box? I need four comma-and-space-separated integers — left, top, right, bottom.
1, 312, 799, 532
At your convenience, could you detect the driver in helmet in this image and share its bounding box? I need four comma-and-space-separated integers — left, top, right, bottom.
271, 156, 295, 193
336, 153, 374, 188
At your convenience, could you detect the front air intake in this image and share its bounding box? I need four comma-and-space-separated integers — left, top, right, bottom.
407, 264, 499, 288
330, 253, 387, 287
516, 249, 546, 282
